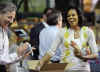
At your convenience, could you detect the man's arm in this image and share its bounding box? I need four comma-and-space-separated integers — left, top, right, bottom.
38, 31, 62, 69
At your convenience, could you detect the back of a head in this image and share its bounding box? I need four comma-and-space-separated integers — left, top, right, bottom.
42, 8, 54, 18
43, 8, 54, 14
0, 2, 16, 14
47, 10, 61, 26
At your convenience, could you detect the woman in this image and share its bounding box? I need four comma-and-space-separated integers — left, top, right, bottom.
39, 5, 98, 72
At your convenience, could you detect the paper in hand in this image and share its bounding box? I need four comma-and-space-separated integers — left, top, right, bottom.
23, 44, 34, 56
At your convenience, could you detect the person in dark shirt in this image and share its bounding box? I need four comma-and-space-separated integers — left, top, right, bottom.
30, 8, 54, 60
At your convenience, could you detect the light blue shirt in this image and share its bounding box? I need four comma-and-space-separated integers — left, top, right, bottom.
39, 26, 62, 61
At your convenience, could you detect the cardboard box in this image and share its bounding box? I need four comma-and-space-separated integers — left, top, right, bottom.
27, 60, 40, 70
40, 63, 67, 72
27, 60, 67, 72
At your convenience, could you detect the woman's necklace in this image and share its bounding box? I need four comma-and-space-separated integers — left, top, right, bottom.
74, 30, 80, 39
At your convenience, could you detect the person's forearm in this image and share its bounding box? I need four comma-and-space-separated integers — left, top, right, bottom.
74, 50, 98, 61
73, 45, 98, 60
39, 53, 51, 68
0, 52, 23, 65
82, 54, 98, 60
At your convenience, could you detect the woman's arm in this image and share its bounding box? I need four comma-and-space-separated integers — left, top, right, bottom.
71, 29, 98, 61
82, 28, 98, 60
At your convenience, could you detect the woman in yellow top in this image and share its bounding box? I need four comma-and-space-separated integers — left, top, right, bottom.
38, 5, 98, 72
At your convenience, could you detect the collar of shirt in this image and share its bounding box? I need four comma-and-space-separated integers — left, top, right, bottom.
42, 21, 49, 28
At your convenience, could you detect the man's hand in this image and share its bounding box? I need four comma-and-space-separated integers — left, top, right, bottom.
17, 42, 35, 57
23, 47, 36, 58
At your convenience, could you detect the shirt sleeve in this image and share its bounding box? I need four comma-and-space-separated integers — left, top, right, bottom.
88, 28, 98, 56
0, 29, 22, 65
0, 50, 22, 65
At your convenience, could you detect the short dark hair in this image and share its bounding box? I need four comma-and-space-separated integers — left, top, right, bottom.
47, 10, 62, 26
64, 4, 84, 28
43, 8, 54, 14
0, 2, 17, 14
42, 8, 54, 17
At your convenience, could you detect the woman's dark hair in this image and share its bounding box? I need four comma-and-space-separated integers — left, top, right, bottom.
64, 4, 84, 28
47, 10, 62, 26
0, 2, 16, 14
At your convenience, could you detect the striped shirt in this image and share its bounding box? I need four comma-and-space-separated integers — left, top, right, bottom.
0, 27, 21, 65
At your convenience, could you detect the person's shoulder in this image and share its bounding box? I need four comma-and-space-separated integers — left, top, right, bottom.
40, 26, 58, 35
40, 27, 48, 34
57, 28, 66, 36
31, 22, 43, 30
60, 27, 67, 33
41, 26, 52, 33
81, 26, 94, 35
81, 26, 89, 31
35, 22, 43, 28
39, 27, 52, 38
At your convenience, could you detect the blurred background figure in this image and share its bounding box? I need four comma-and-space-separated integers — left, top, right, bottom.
82, 0, 98, 29
83, 0, 98, 12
